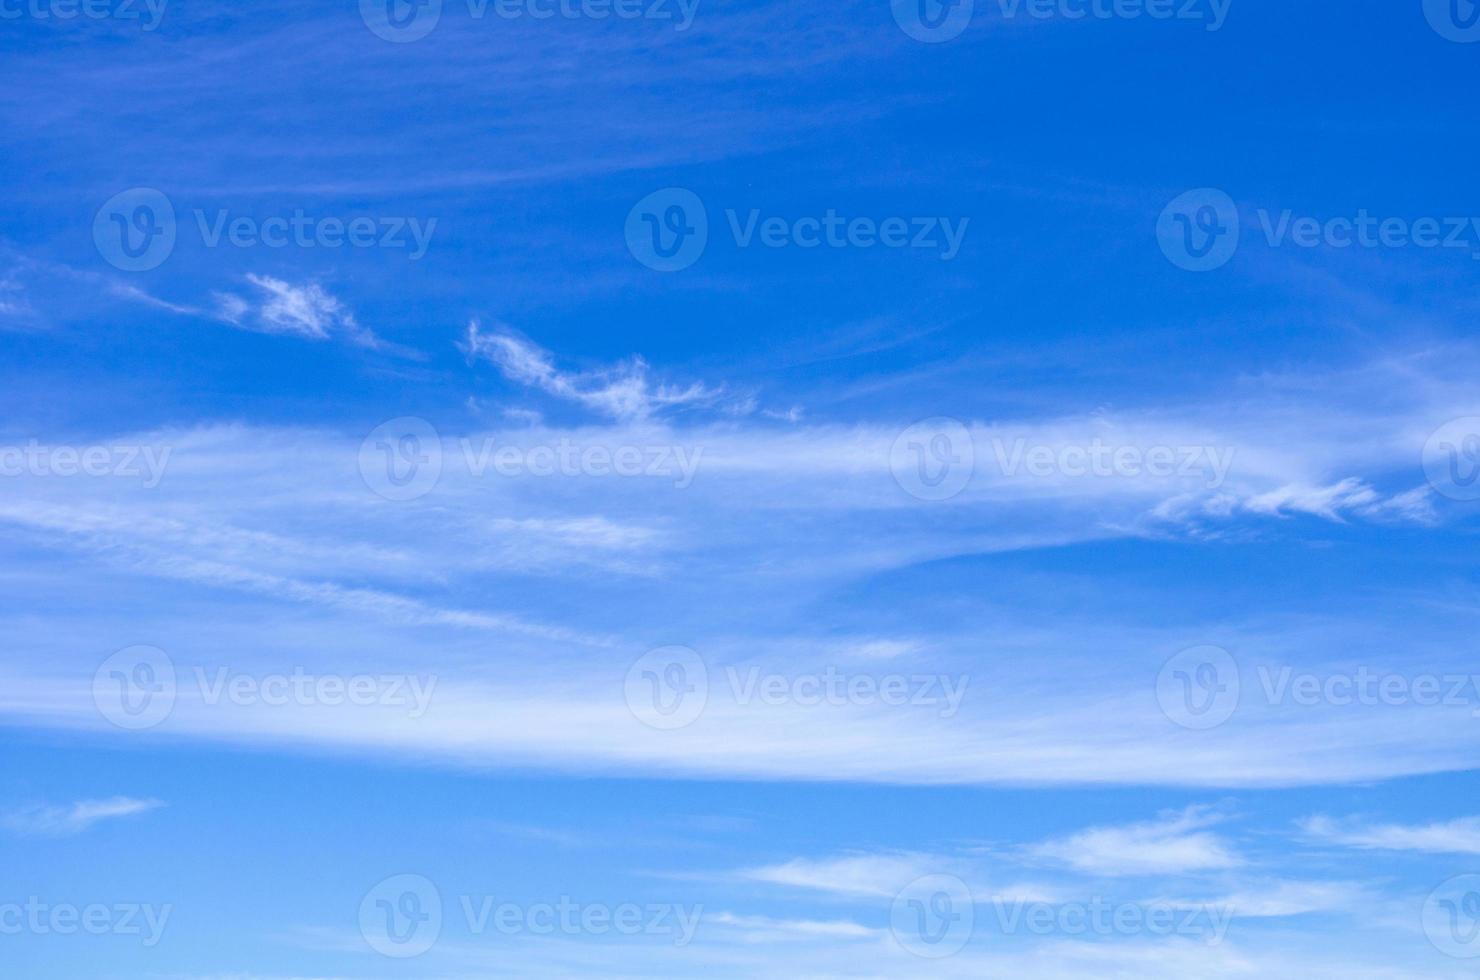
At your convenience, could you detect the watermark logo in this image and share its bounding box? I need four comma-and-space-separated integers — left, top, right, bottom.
626, 188, 708, 272
626, 647, 970, 728
360, 417, 443, 501
1156, 645, 1240, 730
1425, 0, 1480, 42
1157, 188, 1239, 272
625, 646, 708, 730
1424, 418, 1480, 501
1163, 189, 1480, 269
1159, 653, 1480, 728
891, 0, 974, 42
1424, 874, 1480, 958
93, 188, 176, 272
93, 645, 176, 731
890, 874, 974, 958
627, 189, 968, 270
360, 0, 442, 41
361, 874, 443, 957
890, 418, 975, 501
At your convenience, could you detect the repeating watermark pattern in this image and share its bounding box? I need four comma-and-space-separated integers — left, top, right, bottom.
625, 188, 708, 272
360, 874, 442, 958
93, 645, 176, 731
889, 875, 1233, 958
0, 440, 171, 487
1424, 418, 1480, 501
194, 209, 436, 259
1157, 645, 1241, 730
1156, 188, 1240, 272
0, 0, 166, 29
1160, 188, 1480, 271
1255, 666, 1480, 713
891, 0, 975, 42
457, 895, 701, 944
1158, 646, 1480, 730
360, 0, 698, 42
358, 874, 702, 958
93, 646, 438, 731
624, 646, 709, 730
989, 897, 1231, 943
624, 646, 970, 729
889, 424, 1235, 501
625, 188, 969, 271
890, 418, 975, 501
1425, 0, 1480, 42
892, 0, 1230, 43
93, 188, 176, 272
989, 437, 1236, 489
0, 899, 172, 946
727, 665, 969, 717
93, 188, 436, 271
459, 435, 703, 487
890, 874, 974, 958
359, 417, 444, 501
1424, 874, 1480, 958
358, 417, 706, 501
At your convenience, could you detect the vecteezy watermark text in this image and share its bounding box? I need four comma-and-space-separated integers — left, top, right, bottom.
988, 896, 1232, 943
0, 441, 171, 487
988, 437, 1235, 489
358, 417, 705, 501
360, 0, 699, 43
892, 0, 1230, 44
1159, 188, 1480, 271
0, 0, 166, 29
1157, 645, 1480, 730
358, 874, 701, 958
624, 646, 970, 729
0, 899, 172, 946
626, 188, 969, 271
92, 645, 438, 731
93, 188, 436, 271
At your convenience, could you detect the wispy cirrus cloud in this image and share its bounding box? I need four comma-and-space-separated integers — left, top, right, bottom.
461, 322, 719, 421
1, 796, 164, 837
736, 852, 946, 898
1026, 806, 1243, 876
214, 275, 392, 351
1300, 814, 1480, 855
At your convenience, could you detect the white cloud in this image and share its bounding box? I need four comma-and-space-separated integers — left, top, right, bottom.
1300, 814, 1480, 855
1197, 880, 1365, 918
212, 275, 398, 352
2, 796, 164, 836
707, 911, 875, 941
461, 321, 717, 421
736, 852, 945, 898
1027, 806, 1242, 876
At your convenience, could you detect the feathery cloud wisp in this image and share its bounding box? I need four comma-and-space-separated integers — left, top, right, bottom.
1, 797, 164, 837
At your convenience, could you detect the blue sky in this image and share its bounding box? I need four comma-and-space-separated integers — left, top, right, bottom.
4, 0, 1480, 976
